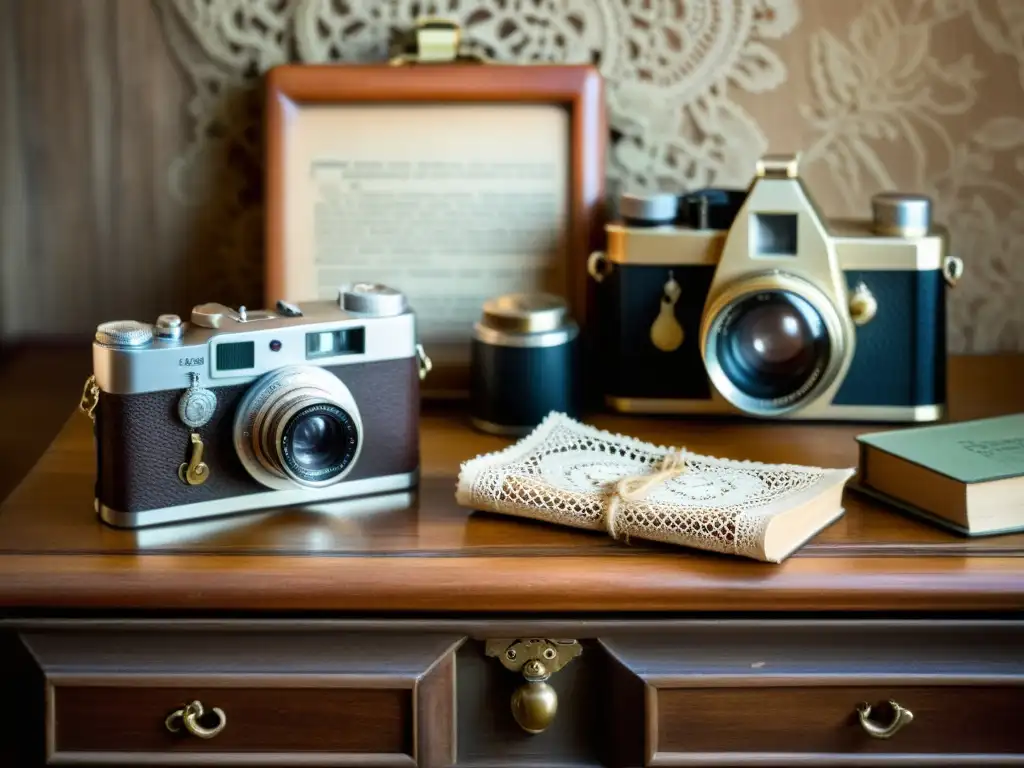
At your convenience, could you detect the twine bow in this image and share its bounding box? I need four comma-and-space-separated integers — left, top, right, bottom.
605, 452, 688, 541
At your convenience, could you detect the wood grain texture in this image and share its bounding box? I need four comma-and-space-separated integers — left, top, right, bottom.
654, 686, 1024, 757
599, 622, 1024, 683
21, 627, 462, 766
416, 647, 459, 768
52, 686, 412, 755
0, 0, 192, 341
0, 345, 91, 501
0, 353, 1023, 612
7, 619, 1023, 766
604, 622, 1024, 766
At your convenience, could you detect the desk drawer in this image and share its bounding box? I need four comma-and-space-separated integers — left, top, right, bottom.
50, 683, 412, 760
655, 685, 1024, 759
20, 629, 461, 767
602, 622, 1024, 766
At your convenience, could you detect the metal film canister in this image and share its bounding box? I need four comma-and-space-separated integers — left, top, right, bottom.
470, 293, 581, 436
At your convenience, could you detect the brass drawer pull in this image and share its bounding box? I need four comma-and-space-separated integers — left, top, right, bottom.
856, 699, 913, 739
165, 700, 227, 739
485, 638, 582, 734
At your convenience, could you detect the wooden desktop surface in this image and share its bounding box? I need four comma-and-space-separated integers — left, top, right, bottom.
0, 351, 1022, 613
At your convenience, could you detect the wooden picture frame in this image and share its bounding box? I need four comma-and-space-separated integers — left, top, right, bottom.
264, 63, 605, 398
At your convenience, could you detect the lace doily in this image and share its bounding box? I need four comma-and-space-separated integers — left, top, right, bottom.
456, 413, 853, 562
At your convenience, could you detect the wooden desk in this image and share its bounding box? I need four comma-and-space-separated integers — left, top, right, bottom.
1, 353, 1023, 766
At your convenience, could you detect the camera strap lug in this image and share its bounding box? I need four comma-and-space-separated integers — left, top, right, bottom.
849, 282, 879, 326
587, 251, 612, 283
943, 255, 964, 288
417, 343, 433, 381
79, 375, 99, 422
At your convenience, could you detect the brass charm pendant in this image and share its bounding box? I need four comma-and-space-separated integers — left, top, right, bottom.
650, 271, 685, 352
179, 432, 210, 486
178, 372, 216, 430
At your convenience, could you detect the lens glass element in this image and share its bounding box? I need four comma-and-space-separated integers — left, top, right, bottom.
281, 403, 359, 482
716, 291, 829, 403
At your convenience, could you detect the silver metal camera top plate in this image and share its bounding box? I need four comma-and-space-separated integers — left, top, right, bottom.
91, 301, 417, 396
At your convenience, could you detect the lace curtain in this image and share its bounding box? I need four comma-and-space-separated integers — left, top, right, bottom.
157, 0, 1024, 352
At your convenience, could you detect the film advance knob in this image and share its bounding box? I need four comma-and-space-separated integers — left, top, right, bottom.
339, 283, 408, 316
95, 320, 153, 348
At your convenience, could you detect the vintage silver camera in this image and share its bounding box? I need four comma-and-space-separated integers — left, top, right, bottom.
589, 153, 965, 422
85, 284, 429, 528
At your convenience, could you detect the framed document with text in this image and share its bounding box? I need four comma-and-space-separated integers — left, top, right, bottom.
264, 62, 605, 398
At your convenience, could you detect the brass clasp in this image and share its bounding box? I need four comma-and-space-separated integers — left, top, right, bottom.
485, 638, 581, 734
389, 18, 491, 65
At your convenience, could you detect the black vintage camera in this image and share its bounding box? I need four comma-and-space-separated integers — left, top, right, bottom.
588, 153, 964, 422
86, 284, 428, 528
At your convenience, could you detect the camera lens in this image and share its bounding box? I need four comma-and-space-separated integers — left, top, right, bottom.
280, 403, 358, 482
717, 292, 829, 402
233, 366, 363, 490
701, 275, 846, 416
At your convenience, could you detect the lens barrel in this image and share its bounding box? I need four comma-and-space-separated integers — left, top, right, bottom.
234, 366, 363, 490
701, 275, 846, 416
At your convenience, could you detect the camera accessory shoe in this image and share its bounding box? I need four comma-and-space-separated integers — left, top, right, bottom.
177, 372, 215, 486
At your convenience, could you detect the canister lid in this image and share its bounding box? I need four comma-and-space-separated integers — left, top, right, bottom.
480, 293, 571, 334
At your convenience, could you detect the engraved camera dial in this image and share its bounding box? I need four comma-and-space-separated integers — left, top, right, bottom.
233, 366, 363, 490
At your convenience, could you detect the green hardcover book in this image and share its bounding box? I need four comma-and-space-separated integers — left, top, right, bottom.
854, 413, 1024, 536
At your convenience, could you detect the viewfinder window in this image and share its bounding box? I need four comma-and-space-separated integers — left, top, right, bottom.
752, 213, 798, 256
216, 341, 256, 371
306, 327, 366, 359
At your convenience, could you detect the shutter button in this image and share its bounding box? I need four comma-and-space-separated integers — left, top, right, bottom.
155, 314, 184, 342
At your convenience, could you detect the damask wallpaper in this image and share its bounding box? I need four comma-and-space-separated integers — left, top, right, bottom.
156, 0, 1024, 352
